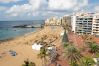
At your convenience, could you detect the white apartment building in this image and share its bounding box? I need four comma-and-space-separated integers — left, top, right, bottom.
92, 13, 99, 35
71, 13, 99, 35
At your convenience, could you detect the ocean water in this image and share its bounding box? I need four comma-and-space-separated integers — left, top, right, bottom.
0, 20, 44, 40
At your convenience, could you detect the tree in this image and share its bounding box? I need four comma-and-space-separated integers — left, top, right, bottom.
63, 42, 69, 48
81, 34, 93, 47
70, 61, 79, 66
87, 42, 99, 55
22, 59, 36, 66
80, 57, 95, 66
62, 30, 69, 43
38, 46, 48, 66
64, 44, 83, 66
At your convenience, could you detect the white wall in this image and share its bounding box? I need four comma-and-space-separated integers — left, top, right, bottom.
71, 16, 76, 33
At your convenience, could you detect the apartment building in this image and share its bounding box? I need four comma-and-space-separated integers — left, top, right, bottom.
71, 13, 99, 35
92, 13, 99, 35
45, 17, 61, 26
61, 15, 71, 27
44, 13, 99, 36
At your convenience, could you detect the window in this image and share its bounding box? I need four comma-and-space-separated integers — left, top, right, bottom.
96, 19, 99, 20
88, 21, 92, 22
88, 23, 92, 25
79, 23, 82, 24
96, 22, 99, 23
96, 27, 99, 28
77, 18, 83, 20
96, 24, 99, 26
88, 28, 92, 30
96, 30, 99, 31
83, 21, 87, 22
88, 18, 93, 20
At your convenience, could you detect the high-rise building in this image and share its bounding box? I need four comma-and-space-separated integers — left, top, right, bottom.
92, 13, 99, 35
61, 16, 71, 31
61, 15, 71, 26
71, 13, 99, 36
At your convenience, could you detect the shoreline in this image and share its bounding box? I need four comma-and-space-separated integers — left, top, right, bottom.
0, 28, 43, 43
0, 26, 63, 66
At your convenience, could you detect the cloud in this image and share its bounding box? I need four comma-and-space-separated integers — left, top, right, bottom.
48, 0, 88, 11
94, 5, 99, 12
0, 0, 20, 3
48, 0, 77, 10
6, 0, 88, 17
6, 4, 32, 16
0, 6, 8, 11
6, 0, 46, 17
29, 0, 41, 10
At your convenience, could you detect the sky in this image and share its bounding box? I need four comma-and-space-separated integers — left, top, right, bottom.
0, 0, 99, 20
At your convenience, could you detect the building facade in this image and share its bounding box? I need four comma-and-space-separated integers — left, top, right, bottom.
92, 13, 99, 35
61, 16, 71, 26
45, 17, 61, 26
72, 13, 99, 36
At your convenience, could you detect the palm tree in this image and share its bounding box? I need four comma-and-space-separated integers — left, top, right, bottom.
29, 62, 36, 66
64, 44, 83, 66
87, 42, 99, 55
81, 34, 93, 47
70, 61, 79, 66
80, 57, 95, 66
63, 42, 69, 48
22, 59, 36, 66
81, 34, 89, 42
38, 46, 48, 66
61, 18, 71, 46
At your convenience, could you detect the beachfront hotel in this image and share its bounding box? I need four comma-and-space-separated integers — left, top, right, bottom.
71, 12, 99, 36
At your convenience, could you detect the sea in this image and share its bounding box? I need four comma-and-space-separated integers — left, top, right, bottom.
0, 20, 44, 40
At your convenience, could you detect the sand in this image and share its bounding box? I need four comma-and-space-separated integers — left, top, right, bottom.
0, 26, 63, 66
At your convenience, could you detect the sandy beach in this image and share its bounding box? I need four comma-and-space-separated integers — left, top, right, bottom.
0, 26, 63, 66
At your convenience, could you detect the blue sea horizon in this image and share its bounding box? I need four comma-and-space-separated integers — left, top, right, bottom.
0, 20, 44, 40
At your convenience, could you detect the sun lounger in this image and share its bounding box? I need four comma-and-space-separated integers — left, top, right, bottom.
9, 50, 17, 56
